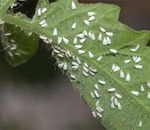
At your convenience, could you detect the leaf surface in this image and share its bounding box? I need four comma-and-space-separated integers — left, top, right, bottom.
2, 24, 39, 67
0, 2, 39, 67
0, 0, 150, 129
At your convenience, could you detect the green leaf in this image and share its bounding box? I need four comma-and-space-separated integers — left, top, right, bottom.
1, 23, 39, 67
0, 1, 39, 67
0, 0, 15, 13
0, 0, 150, 129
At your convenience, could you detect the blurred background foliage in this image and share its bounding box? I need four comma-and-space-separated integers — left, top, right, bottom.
0, 0, 149, 130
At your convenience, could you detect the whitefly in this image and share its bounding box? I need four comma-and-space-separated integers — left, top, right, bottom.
87, 12, 95, 16
140, 85, 145, 92
126, 73, 131, 82
147, 92, 150, 100
88, 51, 94, 58
98, 33, 102, 41
89, 16, 95, 21
80, 38, 86, 44
63, 37, 69, 44
107, 88, 116, 92
42, 7, 47, 14
106, 32, 113, 37
71, 1, 76, 10
75, 45, 82, 49
98, 80, 106, 85
131, 91, 139, 96
73, 37, 77, 44
53, 28, 57, 36
78, 50, 85, 55
84, 20, 90, 26
97, 56, 103, 62
94, 90, 100, 98
72, 22, 76, 30
83, 71, 88, 77
100, 27, 106, 33
110, 49, 118, 54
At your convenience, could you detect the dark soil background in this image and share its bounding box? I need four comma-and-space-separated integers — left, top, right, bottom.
0, 0, 149, 130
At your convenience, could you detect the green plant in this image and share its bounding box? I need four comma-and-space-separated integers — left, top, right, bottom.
0, 0, 150, 130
